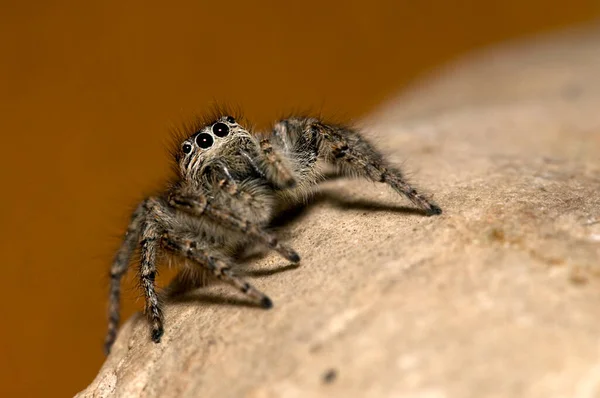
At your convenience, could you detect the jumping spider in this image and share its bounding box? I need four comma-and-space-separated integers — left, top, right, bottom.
104, 114, 442, 354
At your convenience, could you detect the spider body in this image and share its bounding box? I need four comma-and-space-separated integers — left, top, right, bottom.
104, 115, 442, 354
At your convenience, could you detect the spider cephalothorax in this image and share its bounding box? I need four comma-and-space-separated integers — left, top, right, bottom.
177, 116, 257, 182
104, 114, 442, 354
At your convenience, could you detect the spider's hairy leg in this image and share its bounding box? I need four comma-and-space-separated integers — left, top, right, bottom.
105, 200, 147, 355
210, 162, 272, 214
284, 118, 442, 216
168, 193, 300, 263
322, 122, 442, 215
139, 217, 164, 344
254, 138, 297, 188
162, 234, 273, 308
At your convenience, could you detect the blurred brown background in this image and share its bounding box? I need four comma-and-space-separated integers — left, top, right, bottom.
0, 1, 598, 396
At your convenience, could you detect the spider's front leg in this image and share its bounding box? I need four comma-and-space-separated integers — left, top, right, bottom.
238, 139, 297, 189
105, 200, 147, 355
162, 233, 273, 308
168, 191, 300, 263
139, 217, 165, 343
277, 118, 442, 216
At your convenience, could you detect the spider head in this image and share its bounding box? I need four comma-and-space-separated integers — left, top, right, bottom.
177, 115, 249, 181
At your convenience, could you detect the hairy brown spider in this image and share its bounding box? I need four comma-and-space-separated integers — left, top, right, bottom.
104, 114, 442, 354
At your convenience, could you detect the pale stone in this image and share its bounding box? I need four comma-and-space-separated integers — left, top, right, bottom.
78, 25, 600, 398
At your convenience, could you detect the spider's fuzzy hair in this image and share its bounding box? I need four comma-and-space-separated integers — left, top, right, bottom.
273, 104, 356, 133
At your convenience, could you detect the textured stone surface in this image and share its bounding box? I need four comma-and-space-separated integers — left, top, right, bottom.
78, 26, 600, 398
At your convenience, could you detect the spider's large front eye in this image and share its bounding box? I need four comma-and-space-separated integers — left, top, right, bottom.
195, 133, 214, 149
182, 143, 192, 154
212, 122, 229, 137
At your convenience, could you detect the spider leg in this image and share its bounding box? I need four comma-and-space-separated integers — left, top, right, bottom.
234, 137, 296, 189
168, 192, 300, 263
276, 117, 442, 216
104, 200, 147, 355
162, 233, 272, 308
210, 161, 272, 214
139, 217, 165, 344
257, 138, 297, 188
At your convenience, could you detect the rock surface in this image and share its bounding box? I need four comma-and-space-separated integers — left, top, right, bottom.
78, 26, 600, 398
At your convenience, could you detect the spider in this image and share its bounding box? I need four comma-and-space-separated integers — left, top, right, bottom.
104, 113, 442, 354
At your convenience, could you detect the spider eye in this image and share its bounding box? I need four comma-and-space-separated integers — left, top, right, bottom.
212, 122, 229, 138
195, 133, 214, 149
182, 143, 192, 154
225, 116, 235, 124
